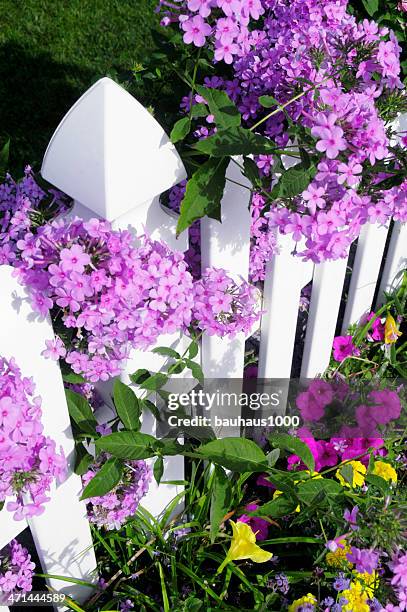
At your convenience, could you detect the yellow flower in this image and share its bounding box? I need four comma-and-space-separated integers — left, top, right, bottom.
353, 571, 378, 599
336, 460, 366, 488
326, 539, 352, 568
372, 461, 397, 484
217, 521, 272, 573
341, 580, 370, 612
288, 593, 317, 612
385, 313, 402, 344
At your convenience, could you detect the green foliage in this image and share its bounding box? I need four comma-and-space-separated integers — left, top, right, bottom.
65, 389, 97, 435
113, 379, 141, 431
81, 457, 123, 500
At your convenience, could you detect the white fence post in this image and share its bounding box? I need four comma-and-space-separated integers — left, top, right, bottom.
41, 77, 189, 516
301, 258, 349, 377
341, 223, 389, 331
0, 266, 96, 604
377, 222, 407, 304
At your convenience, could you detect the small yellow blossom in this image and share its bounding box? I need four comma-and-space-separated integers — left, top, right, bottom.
385, 313, 402, 344
372, 461, 397, 484
217, 521, 272, 573
353, 571, 378, 599
326, 539, 353, 568
341, 580, 370, 612
336, 460, 366, 488
288, 593, 317, 612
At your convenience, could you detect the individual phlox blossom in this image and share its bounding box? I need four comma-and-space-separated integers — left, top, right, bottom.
0, 356, 66, 520
391, 554, 407, 590
181, 14, 212, 47
192, 267, 261, 336
41, 337, 67, 361
82, 455, 152, 530
0, 540, 35, 594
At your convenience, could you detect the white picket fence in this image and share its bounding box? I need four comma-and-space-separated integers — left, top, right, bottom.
0, 77, 406, 610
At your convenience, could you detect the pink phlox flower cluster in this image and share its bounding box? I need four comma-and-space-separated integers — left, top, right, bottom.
193, 267, 261, 336
0, 356, 66, 520
14, 218, 195, 382
82, 456, 152, 530
0, 540, 35, 594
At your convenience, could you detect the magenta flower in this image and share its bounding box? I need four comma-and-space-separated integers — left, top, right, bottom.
187, 0, 212, 17
337, 160, 363, 187
347, 547, 379, 574
237, 503, 270, 541
332, 335, 359, 362
302, 184, 326, 215
215, 41, 239, 64
182, 15, 212, 47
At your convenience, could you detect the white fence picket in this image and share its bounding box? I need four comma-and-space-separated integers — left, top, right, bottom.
258, 234, 313, 379
342, 223, 389, 331
0, 267, 96, 603
301, 257, 349, 377
377, 222, 407, 304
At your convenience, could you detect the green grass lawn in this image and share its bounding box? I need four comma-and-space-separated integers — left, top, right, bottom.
0, 0, 160, 176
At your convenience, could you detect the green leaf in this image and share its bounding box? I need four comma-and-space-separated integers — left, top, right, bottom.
152, 346, 181, 359
269, 434, 315, 472
195, 86, 241, 129
188, 340, 199, 359
184, 358, 204, 385
170, 117, 191, 144
177, 157, 229, 235
140, 372, 168, 391
258, 95, 280, 108
339, 464, 354, 486
296, 478, 343, 506
81, 458, 123, 500
96, 431, 161, 459
193, 127, 275, 157
210, 466, 232, 543
272, 164, 317, 199
266, 448, 280, 468
129, 369, 151, 385
196, 437, 268, 472
113, 379, 141, 431
74, 443, 94, 476
243, 156, 260, 186
154, 456, 164, 485
365, 473, 390, 495
361, 0, 378, 16
65, 389, 97, 435
142, 398, 161, 421
191, 103, 208, 118
62, 372, 86, 384
255, 496, 299, 518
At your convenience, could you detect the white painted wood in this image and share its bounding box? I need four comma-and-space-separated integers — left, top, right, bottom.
377, 222, 407, 304
258, 233, 313, 379
0, 267, 96, 602
200, 159, 252, 379
41, 77, 186, 220
301, 257, 349, 377
342, 223, 389, 331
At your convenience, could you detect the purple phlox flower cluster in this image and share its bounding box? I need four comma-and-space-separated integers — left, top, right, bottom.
159, 0, 265, 62
347, 546, 380, 574
193, 267, 261, 336
267, 572, 290, 594
237, 502, 270, 540
0, 356, 66, 520
82, 455, 152, 530
166, 0, 406, 264
0, 540, 35, 594
0, 166, 70, 267
14, 217, 194, 382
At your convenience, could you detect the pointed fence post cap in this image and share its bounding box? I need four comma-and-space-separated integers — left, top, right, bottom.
41, 77, 186, 220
